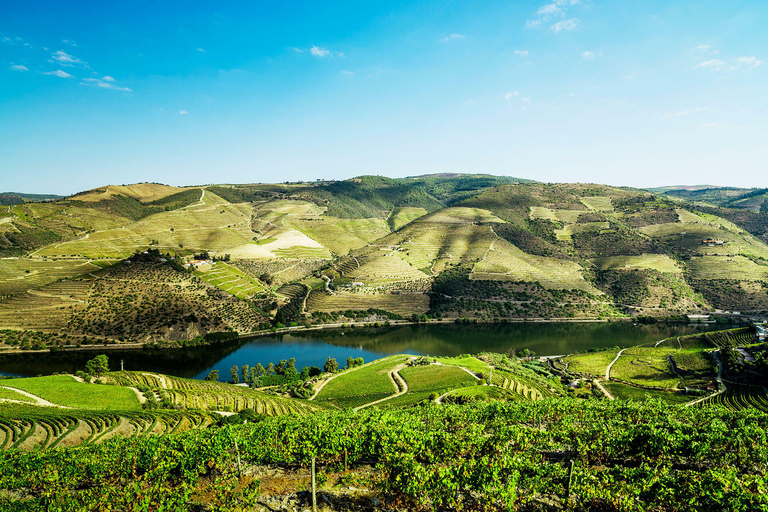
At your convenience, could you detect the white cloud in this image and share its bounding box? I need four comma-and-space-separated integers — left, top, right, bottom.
290, 47, 304, 53
310, 46, 331, 57
525, 19, 543, 29
505, 91, 519, 100
62, 39, 77, 46
693, 59, 724, 70
10, 64, 28, 71
179, 110, 189, 115
736, 56, 763, 68
52, 50, 85, 66
623, 70, 639, 80
662, 107, 706, 119
197, 48, 205, 53
700, 122, 718, 128
537, 4, 563, 17
81, 77, 132, 92
2, 36, 10, 43
440, 33, 465, 43
694, 44, 710, 51
552, 18, 579, 32
514, 50, 529, 56
582, 51, 595, 60
44, 70, 74, 78
340, 70, 355, 76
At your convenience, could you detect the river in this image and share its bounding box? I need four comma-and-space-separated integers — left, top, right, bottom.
0, 322, 730, 379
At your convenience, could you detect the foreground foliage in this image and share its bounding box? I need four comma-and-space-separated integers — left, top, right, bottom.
1, 400, 767, 511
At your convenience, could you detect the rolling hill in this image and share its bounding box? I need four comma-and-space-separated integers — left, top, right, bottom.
1, 175, 768, 350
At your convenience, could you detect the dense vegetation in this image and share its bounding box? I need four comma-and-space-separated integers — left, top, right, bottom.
1, 400, 766, 511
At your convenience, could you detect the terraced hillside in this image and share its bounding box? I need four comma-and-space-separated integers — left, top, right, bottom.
2, 176, 768, 342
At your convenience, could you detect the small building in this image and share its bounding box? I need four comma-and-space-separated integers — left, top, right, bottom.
702, 238, 725, 246
687, 314, 712, 323
756, 324, 767, 342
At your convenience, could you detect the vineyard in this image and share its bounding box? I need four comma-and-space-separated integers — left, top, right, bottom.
1, 400, 767, 511
704, 327, 756, 348
700, 382, 768, 413
111, 371, 323, 416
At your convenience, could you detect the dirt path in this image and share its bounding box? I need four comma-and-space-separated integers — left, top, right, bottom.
593, 379, 615, 400
355, 366, 409, 410
0, 386, 71, 408
605, 348, 627, 380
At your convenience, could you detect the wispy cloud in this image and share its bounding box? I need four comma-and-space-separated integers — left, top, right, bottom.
504, 91, 532, 104
662, 107, 707, 119
440, 33, 465, 43
552, 18, 579, 33
310, 46, 331, 57
196, 48, 205, 53
81, 76, 131, 92
514, 50, 529, 56
693, 59, 725, 70
527, 1, 581, 33
62, 39, 77, 47
179, 110, 189, 115
51, 50, 85, 66
582, 50, 595, 60
43, 69, 74, 78
289, 47, 304, 54
694, 44, 710, 51
736, 56, 763, 68
10, 64, 29, 71
339, 70, 355, 76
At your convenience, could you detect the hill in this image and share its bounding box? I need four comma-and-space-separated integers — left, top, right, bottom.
1, 176, 768, 349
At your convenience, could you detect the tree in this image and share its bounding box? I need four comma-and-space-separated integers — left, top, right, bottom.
230, 365, 239, 384
324, 357, 338, 373
205, 370, 219, 381
240, 365, 249, 384
85, 355, 108, 377
354, 357, 364, 366
347, 356, 355, 369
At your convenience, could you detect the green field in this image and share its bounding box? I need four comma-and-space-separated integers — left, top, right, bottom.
603, 381, 693, 404
563, 350, 620, 378
4, 376, 142, 411
0, 258, 104, 295
388, 207, 428, 231
610, 347, 681, 389
0, 386, 36, 403
197, 262, 267, 299
314, 356, 407, 408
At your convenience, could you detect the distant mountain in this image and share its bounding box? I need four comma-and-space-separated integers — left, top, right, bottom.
649, 186, 768, 212
0, 192, 64, 205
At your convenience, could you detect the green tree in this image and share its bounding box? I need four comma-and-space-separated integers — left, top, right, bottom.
240, 365, 249, 384
84, 355, 109, 377
205, 370, 219, 381
324, 357, 338, 373
230, 365, 239, 384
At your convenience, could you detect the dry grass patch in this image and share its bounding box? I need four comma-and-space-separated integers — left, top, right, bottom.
580, 196, 614, 212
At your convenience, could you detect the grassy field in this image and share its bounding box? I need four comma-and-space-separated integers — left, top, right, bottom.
443, 385, 522, 403
433, 355, 490, 374
197, 262, 267, 299
685, 255, 768, 280
314, 355, 407, 407
471, 238, 600, 292
4, 376, 142, 411
610, 347, 681, 389
529, 207, 585, 223
563, 350, 620, 377
603, 381, 693, 404
283, 217, 389, 256
344, 253, 430, 285
0, 386, 36, 403
554, 222, 610, 241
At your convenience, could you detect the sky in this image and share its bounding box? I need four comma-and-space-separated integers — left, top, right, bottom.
1, 0, 766, 195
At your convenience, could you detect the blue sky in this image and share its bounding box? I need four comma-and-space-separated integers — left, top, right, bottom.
1, 0, 766, 194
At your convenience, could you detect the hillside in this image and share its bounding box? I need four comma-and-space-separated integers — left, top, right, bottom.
1, 176, 768, 349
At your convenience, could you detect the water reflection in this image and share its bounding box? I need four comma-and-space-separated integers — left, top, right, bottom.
0, 322, 729, 379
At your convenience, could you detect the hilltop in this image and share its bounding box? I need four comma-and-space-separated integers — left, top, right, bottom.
1, 175, 767, 350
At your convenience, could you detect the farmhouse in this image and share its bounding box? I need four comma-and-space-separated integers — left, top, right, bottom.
702, 238, 725, 246
756, 324, 767, 342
